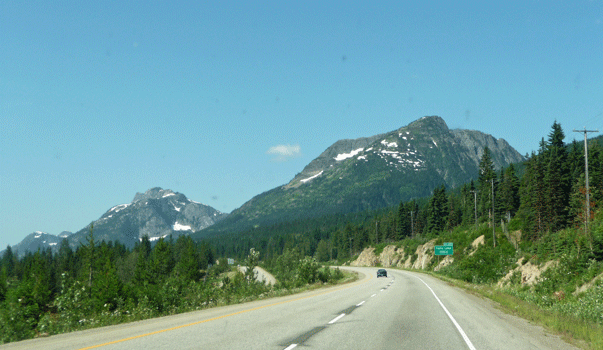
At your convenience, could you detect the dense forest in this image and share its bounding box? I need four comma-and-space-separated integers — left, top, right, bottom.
210, 123, 603, 265
1, 122, 602, 344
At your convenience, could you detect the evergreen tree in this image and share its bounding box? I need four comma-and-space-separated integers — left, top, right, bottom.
461, 181, 477, 226
446, 192, 462, 230
81, 223, 97, 290
499, 164, 520, 219
1, 246, 16, 277
543, 121, 570, 232
426, 185, 448, 233
174, 236, 201, 282
93, 243, 123, 311
517, 142, 550, 238
568, 140, 584, 180
589, 142, 603, 205
0, 266, 7, 302
16, 251, 53, 323
314, 239, 330, 262
55, 239, 75, 283
478, 147, 497, 219
397, 201, 414, 238
150, 237, 174, 282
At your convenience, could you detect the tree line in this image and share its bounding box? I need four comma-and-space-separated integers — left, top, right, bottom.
0, 229, 223, 342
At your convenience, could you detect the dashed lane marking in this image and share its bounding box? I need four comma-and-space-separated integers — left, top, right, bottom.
328, 313, 346, 324
78, 272, 374, 350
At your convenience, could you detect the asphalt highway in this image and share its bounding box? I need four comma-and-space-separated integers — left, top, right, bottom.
1, 267, 580, 350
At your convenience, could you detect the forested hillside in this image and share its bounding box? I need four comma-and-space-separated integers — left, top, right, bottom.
209, 122, 603, 264
198, 116, 524, 236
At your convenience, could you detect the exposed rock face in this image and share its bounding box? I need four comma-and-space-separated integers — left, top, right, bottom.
573, 272, 603, 296
380, 245, 406, 267
351, 247, 379, 267
412, 239, 437, 269
434, 255, 454, 272
467, 235, 485, 256
352, 240, 437, 270
498, 257, 558, 287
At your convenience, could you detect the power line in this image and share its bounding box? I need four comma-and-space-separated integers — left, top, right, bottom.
573, 127, 599, 237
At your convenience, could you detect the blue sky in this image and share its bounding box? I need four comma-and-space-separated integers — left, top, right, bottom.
1, 1, 602, 249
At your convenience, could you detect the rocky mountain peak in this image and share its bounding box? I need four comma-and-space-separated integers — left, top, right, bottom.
132, 187, 181, 203
407, 115, 449, 131
204, 115, 525, 235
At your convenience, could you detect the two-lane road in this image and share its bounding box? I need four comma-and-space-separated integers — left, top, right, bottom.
2, 267, 580, 350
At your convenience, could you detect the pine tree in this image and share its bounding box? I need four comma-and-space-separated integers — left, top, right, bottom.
150, 237, 174, 282
543, 121, 570, 232
517, 151, 546, 238
314, 240, 330, 262
55, 239, 75, 282
81, 223, 97, 290
426, 185, 448, 233
93, 243, 123, 311
499, 164, 520, 219
478, 147, 497, 219
589, 142, 603, 205
174, 236, 201, 282
0, 266, 7, 302
1, 245, 16, 277
446, 193, 462, 230
461, 181, 477, 226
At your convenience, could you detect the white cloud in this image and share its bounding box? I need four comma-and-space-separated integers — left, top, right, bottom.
267, 144, 301, 161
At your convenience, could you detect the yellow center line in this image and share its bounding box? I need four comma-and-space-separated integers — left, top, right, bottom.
79, 270, 373, 350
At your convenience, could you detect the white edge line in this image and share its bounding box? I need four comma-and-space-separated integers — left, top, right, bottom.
328, 313, 346, 324
410, 274, 477, 350
284, 344, 297, 350
356, 301, 366, 306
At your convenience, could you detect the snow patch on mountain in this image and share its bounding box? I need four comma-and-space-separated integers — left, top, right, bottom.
301, 170, 324, 183
334, 148, 364, 161
110, 204, 130, 213
380, 140, 398, 148
148, 234, 169, 242
173, 222, 192, 231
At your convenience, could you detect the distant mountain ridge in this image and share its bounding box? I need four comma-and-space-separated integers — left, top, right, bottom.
198, 116, 525, 236
7, 188, 226, 257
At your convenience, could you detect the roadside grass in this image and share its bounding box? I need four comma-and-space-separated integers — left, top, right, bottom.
421, 271, 603, 350
18, 267, 358, 343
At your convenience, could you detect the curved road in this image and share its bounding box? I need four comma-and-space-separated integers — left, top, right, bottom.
1, 267, 580, 350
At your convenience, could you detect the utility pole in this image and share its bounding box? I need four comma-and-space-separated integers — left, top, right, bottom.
470, 190, 477, 229
375, 221, 379, 244
573, 128, 599, 237
491, 179, 496, 248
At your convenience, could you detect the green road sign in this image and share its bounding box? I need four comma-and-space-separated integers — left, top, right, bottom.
434, 245, 453, 255
443, 242, 453, 247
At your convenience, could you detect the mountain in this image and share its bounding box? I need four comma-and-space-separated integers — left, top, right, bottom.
66, 187, 227, 248
7, 188, 227, 257
198, 116, 525, 236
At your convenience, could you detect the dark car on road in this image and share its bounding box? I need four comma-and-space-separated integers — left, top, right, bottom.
377, 269, 387, 278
